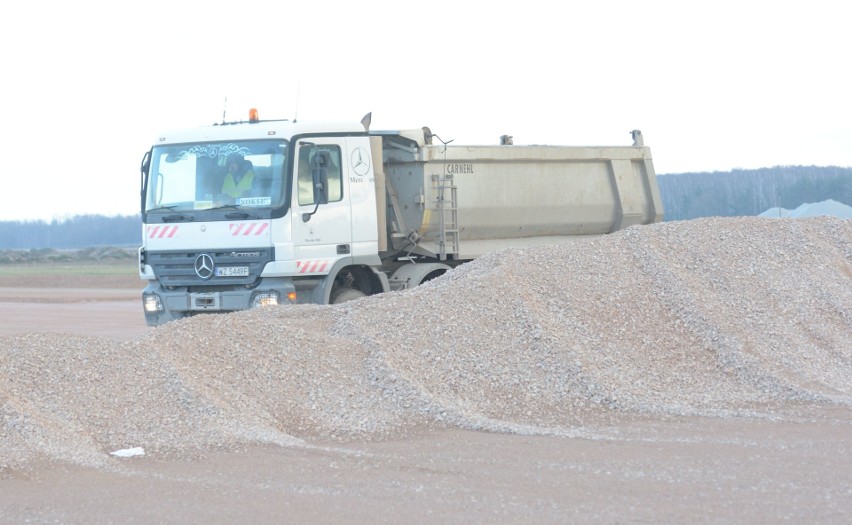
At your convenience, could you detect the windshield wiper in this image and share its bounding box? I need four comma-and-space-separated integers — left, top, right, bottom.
208, 204, 260, 219
147, 205, 180, 213
162, 213, 194, 222
225, 211, 260, 220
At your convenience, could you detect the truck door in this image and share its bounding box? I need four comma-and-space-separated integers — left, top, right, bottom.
291, 140, 352, 272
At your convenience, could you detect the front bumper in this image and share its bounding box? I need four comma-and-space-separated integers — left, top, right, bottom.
142, 277, 296, 326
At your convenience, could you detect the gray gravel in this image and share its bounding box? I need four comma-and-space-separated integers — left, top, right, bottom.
1, 216, 850, 472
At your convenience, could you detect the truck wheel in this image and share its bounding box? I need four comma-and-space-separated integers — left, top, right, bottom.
330, 287, 366, 304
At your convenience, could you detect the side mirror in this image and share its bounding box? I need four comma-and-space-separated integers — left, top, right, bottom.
140, 150, 151, 214
302, 166, 329, 222
312, 166, 328, 205
140, 151, 151, 174
302, 149, 332, 222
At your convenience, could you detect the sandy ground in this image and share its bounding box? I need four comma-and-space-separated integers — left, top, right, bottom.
1, 271, 850, 524
0, 271, 150, 340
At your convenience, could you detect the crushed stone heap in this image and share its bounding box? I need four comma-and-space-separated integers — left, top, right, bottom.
2, 216, 850, 470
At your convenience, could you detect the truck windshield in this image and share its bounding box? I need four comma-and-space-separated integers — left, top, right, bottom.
145, 140, 289, 220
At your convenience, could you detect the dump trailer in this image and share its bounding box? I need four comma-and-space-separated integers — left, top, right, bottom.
139, 111, 663, 326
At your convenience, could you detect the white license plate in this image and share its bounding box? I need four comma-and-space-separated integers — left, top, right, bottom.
215, 266, 249, 277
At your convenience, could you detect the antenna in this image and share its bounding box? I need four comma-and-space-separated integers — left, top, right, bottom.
293, 84, 300, 123
222, 96, 228, 124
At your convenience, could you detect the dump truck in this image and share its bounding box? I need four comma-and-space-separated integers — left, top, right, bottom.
139, 111, 663, 326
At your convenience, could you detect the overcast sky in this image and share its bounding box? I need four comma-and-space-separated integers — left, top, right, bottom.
1, 0, 849, 221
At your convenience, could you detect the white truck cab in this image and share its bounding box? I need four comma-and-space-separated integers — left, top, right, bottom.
140, 112, 384, 325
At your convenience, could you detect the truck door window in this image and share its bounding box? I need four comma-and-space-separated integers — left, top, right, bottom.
298, 145, 342, 206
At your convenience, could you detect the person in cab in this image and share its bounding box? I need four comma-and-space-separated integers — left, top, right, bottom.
221, 154, 256, 198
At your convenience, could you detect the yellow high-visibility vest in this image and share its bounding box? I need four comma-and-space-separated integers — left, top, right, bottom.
222, 171, 255, 198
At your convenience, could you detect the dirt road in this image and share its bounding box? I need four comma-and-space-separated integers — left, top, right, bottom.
3, 416, 849, 524
0, 270, 148, 340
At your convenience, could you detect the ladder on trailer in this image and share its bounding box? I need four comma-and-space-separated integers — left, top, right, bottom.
434, 173, 459, 260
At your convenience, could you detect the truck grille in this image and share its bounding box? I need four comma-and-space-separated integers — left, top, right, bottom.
147, 248, 274, 287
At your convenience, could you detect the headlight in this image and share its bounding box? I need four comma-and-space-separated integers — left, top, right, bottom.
251, 291, 280, 308
143, 293, 163, 313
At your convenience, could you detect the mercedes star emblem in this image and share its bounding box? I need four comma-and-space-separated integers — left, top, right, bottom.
194, 253, 215, 280
351, 147, 371, 176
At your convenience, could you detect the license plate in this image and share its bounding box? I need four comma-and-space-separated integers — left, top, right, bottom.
215, 266, 249, 277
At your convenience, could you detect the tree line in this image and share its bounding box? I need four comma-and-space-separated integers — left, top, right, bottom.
0, 214, 141, 250
0, 166, 849, 249
657, 165, 852, 221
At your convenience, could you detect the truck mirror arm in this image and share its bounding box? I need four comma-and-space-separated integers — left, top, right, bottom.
302, 200, 321, 222
302, 180, 326, 222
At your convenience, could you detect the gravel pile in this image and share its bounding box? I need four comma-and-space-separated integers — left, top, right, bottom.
1, 216, 850, 470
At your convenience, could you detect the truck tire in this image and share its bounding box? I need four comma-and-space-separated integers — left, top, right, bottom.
330, 287, 366, 304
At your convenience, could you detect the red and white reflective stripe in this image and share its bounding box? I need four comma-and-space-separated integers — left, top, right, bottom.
296, 260, 329, 273
229, 222, 269, 236
147, 225, 179, 238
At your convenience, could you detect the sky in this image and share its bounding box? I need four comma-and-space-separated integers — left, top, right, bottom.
0, 0, 849, 222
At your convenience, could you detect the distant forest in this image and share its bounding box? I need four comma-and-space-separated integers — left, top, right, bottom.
658, 165, 852, 221
0, 214, 141, 250
0, 166, 849, 249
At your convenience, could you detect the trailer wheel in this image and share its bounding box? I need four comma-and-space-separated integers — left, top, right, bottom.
330, 287, 366, 304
